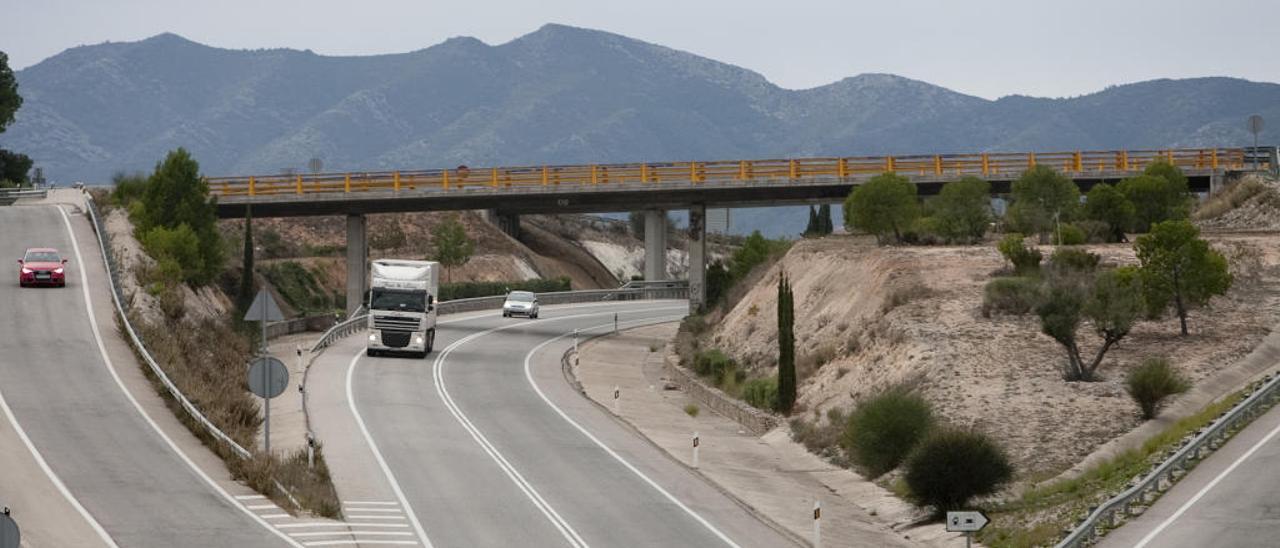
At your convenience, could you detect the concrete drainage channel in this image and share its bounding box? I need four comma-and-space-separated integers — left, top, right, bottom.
1055, 369, 1280, 547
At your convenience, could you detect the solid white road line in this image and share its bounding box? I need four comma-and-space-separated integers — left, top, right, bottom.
344, 355, 436, 548
343, 302, 683, 548
344, 515, 406, 521
278, 523, 409, 529
57, 206, 305, 548
303, 541, 417, 546
1133, 418, 1280, 548
0, 338, 118, 546
523, 315, 743, 548
290, 531, 414, 538
341, 501, 399, 506
237, 495, 269, 500
339, 508, 402, 513
248, 504, 278, 510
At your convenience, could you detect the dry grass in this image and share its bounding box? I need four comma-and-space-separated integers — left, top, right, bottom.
1194, 177, 1273, 221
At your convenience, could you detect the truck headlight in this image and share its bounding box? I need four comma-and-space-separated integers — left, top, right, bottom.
415, 336, 424, 345
368, 334, 377, 342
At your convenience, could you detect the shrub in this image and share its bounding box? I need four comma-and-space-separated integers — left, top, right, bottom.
997, 234, 1042, 275
743, 377, 779, 411
1074, 220, 1111, 244
694, 348, 736, 380
903, 428, 1013, 514
684, 404, 700, 418
1126, 358, 1191, 419
932, 176, 992, 244
1057, 223, 1086, 245
844, 172, 920, 244
982, 277, 1042, 316
840, 388, 935, 477
262, 261, 335, 314
139, 224, 206, 285
1047, 247, 1101, 277
110, 172, 148, 207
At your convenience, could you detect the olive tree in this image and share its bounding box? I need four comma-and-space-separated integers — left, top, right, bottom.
1037, 267, 1143, 381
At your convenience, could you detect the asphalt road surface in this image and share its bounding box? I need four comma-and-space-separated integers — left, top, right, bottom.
1100, 392, 1280, 548
342, 300, 797, 548
0, 205, 290, 547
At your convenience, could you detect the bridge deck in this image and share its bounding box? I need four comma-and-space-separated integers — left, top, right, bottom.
209, 148, 1258, 218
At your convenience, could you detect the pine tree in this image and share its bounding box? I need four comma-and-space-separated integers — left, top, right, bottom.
777, 271, 797, 413
818, 203, 834, 235
804, 206, 819, 236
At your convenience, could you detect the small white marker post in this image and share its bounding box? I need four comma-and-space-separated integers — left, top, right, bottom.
613, 313, 618, 334
612, 385, 621, 414
305, 433, 315, 469
813, 500, 822, 548
692, 432, 700, 469
573, 329, 580, 366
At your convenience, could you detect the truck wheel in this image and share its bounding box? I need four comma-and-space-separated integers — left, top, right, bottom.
366, 349, 377, 358
424, 330, 435, 354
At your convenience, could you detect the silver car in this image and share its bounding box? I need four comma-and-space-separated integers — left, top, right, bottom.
502, 290, 539, 318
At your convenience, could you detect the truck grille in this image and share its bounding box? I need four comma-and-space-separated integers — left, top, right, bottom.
373, 314, 419, 332
381, 331, 410, 348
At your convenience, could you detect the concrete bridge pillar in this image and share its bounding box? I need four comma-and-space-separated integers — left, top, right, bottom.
346, 214, 367, 315
643, 209, 668, 281
485, 209, 521, 239
688, 205, 707, 311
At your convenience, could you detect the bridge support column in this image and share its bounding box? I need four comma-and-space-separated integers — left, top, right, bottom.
644, 209, 668, 281
346, 214, 367, 315
688, 205, 707, 311
1209, 172, 1223, 196
485, 209, 521, 239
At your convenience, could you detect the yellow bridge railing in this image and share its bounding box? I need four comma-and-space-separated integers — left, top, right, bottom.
207, 148, 1253, 198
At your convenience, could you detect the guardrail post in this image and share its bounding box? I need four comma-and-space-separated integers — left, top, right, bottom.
1074, 151, 1083, 172
344, 174, 351, 193
691, 162, 699, 183
933, 154, 942, 176
885, 156, 895, 172
541, 166, 549, 186
592, 165, 599, 185
738, 160, 747, 180
981, 153, 990, 176
1119, 151, 1129, 170
295, 174, 303, 194
490, 168, 498, 188
249, 176, 256, 196
1211, 149, 1219, 169
394, 171, 401, 192
837, 158, 848, 178
1028, 152, 1036, 169
641, 163, 650, 183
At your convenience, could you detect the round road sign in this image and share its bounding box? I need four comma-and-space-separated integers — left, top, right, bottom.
0, 512, 18, 548
247, 357, 289, 399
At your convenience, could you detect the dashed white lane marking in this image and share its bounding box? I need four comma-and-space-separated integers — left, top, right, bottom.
236, 495, 268, 500
342, 501, 399, 506
344, 515, 406, 521
340, 508, 402, 513
277, 523, 410, 529
248, 504, 277, 510
57, 206, 305, 548
523, 313, 743, 548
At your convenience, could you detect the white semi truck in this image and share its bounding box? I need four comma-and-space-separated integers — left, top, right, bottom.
366, 259, 439, 358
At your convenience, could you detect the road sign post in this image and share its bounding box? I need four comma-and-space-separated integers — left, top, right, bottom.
946, 510, 989, 548
244, 290, 285, 455
1248, 114, 1265, 171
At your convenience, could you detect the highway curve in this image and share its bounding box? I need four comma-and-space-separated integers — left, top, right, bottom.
329, 300, 797, 548
0, 204, 291, 547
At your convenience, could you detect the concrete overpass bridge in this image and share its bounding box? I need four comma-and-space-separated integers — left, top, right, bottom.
206, 147, 1269, 313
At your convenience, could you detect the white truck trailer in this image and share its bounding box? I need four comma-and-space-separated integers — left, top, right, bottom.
366, 259, 439, 358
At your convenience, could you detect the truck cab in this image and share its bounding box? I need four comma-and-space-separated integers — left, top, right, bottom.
366, 259, 439, 358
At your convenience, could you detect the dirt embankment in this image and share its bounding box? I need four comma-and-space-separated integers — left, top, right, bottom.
706, 234, 1280, 477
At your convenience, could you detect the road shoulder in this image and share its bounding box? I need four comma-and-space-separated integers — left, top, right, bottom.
572, 322, 962, 547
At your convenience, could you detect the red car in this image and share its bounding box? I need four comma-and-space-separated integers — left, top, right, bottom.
18, 248, 67, 287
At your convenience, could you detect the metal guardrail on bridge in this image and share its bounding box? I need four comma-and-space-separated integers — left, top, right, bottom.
0, 188, 49, 205
206, 148, 1262, 198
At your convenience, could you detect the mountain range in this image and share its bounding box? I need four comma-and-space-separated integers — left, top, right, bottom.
3, 24, 1278, 236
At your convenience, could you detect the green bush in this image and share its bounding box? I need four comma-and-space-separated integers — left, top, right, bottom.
742, 377, 778, 411
1047, 247, 1101, 276
997, 234, 1042, 275
693, 349, 735, 379
110, 172, 148, 207
262, 261, 335, 314
982, 277, 1042, 316
139, 224, 206, 285
1057, 223, 1086, 245
438, 277, 571, 301
1074, 220, 1111, 244
903, 428, 1013, 514
1126, 358, 1191, 419
840, 388, 935, 477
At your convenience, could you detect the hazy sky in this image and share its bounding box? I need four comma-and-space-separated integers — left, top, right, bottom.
5, 0, 1278, 99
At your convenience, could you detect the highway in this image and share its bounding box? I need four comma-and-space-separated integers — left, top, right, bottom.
1100, 397, 1280, 548
0, 204, 291, 547
311, 301, 796, 548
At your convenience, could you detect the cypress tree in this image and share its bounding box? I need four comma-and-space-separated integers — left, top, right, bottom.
804, 206, 819, 236
777, 270, 797, 413
818, 203, 834, 235
239, 205, 255, 310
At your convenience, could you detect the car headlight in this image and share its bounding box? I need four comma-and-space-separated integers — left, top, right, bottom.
54, 267, 64, 274
21, 267, 32, 274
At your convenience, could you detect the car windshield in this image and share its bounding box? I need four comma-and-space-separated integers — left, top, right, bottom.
370, 288, 429, 313
508, 292, 535, 303
24, 251, 60, 263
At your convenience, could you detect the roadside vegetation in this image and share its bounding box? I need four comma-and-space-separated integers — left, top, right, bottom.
0, 51, 34, 189
105, 149, 341, 518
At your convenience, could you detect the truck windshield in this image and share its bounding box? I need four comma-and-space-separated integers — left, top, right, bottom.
370, 288, 428, 313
